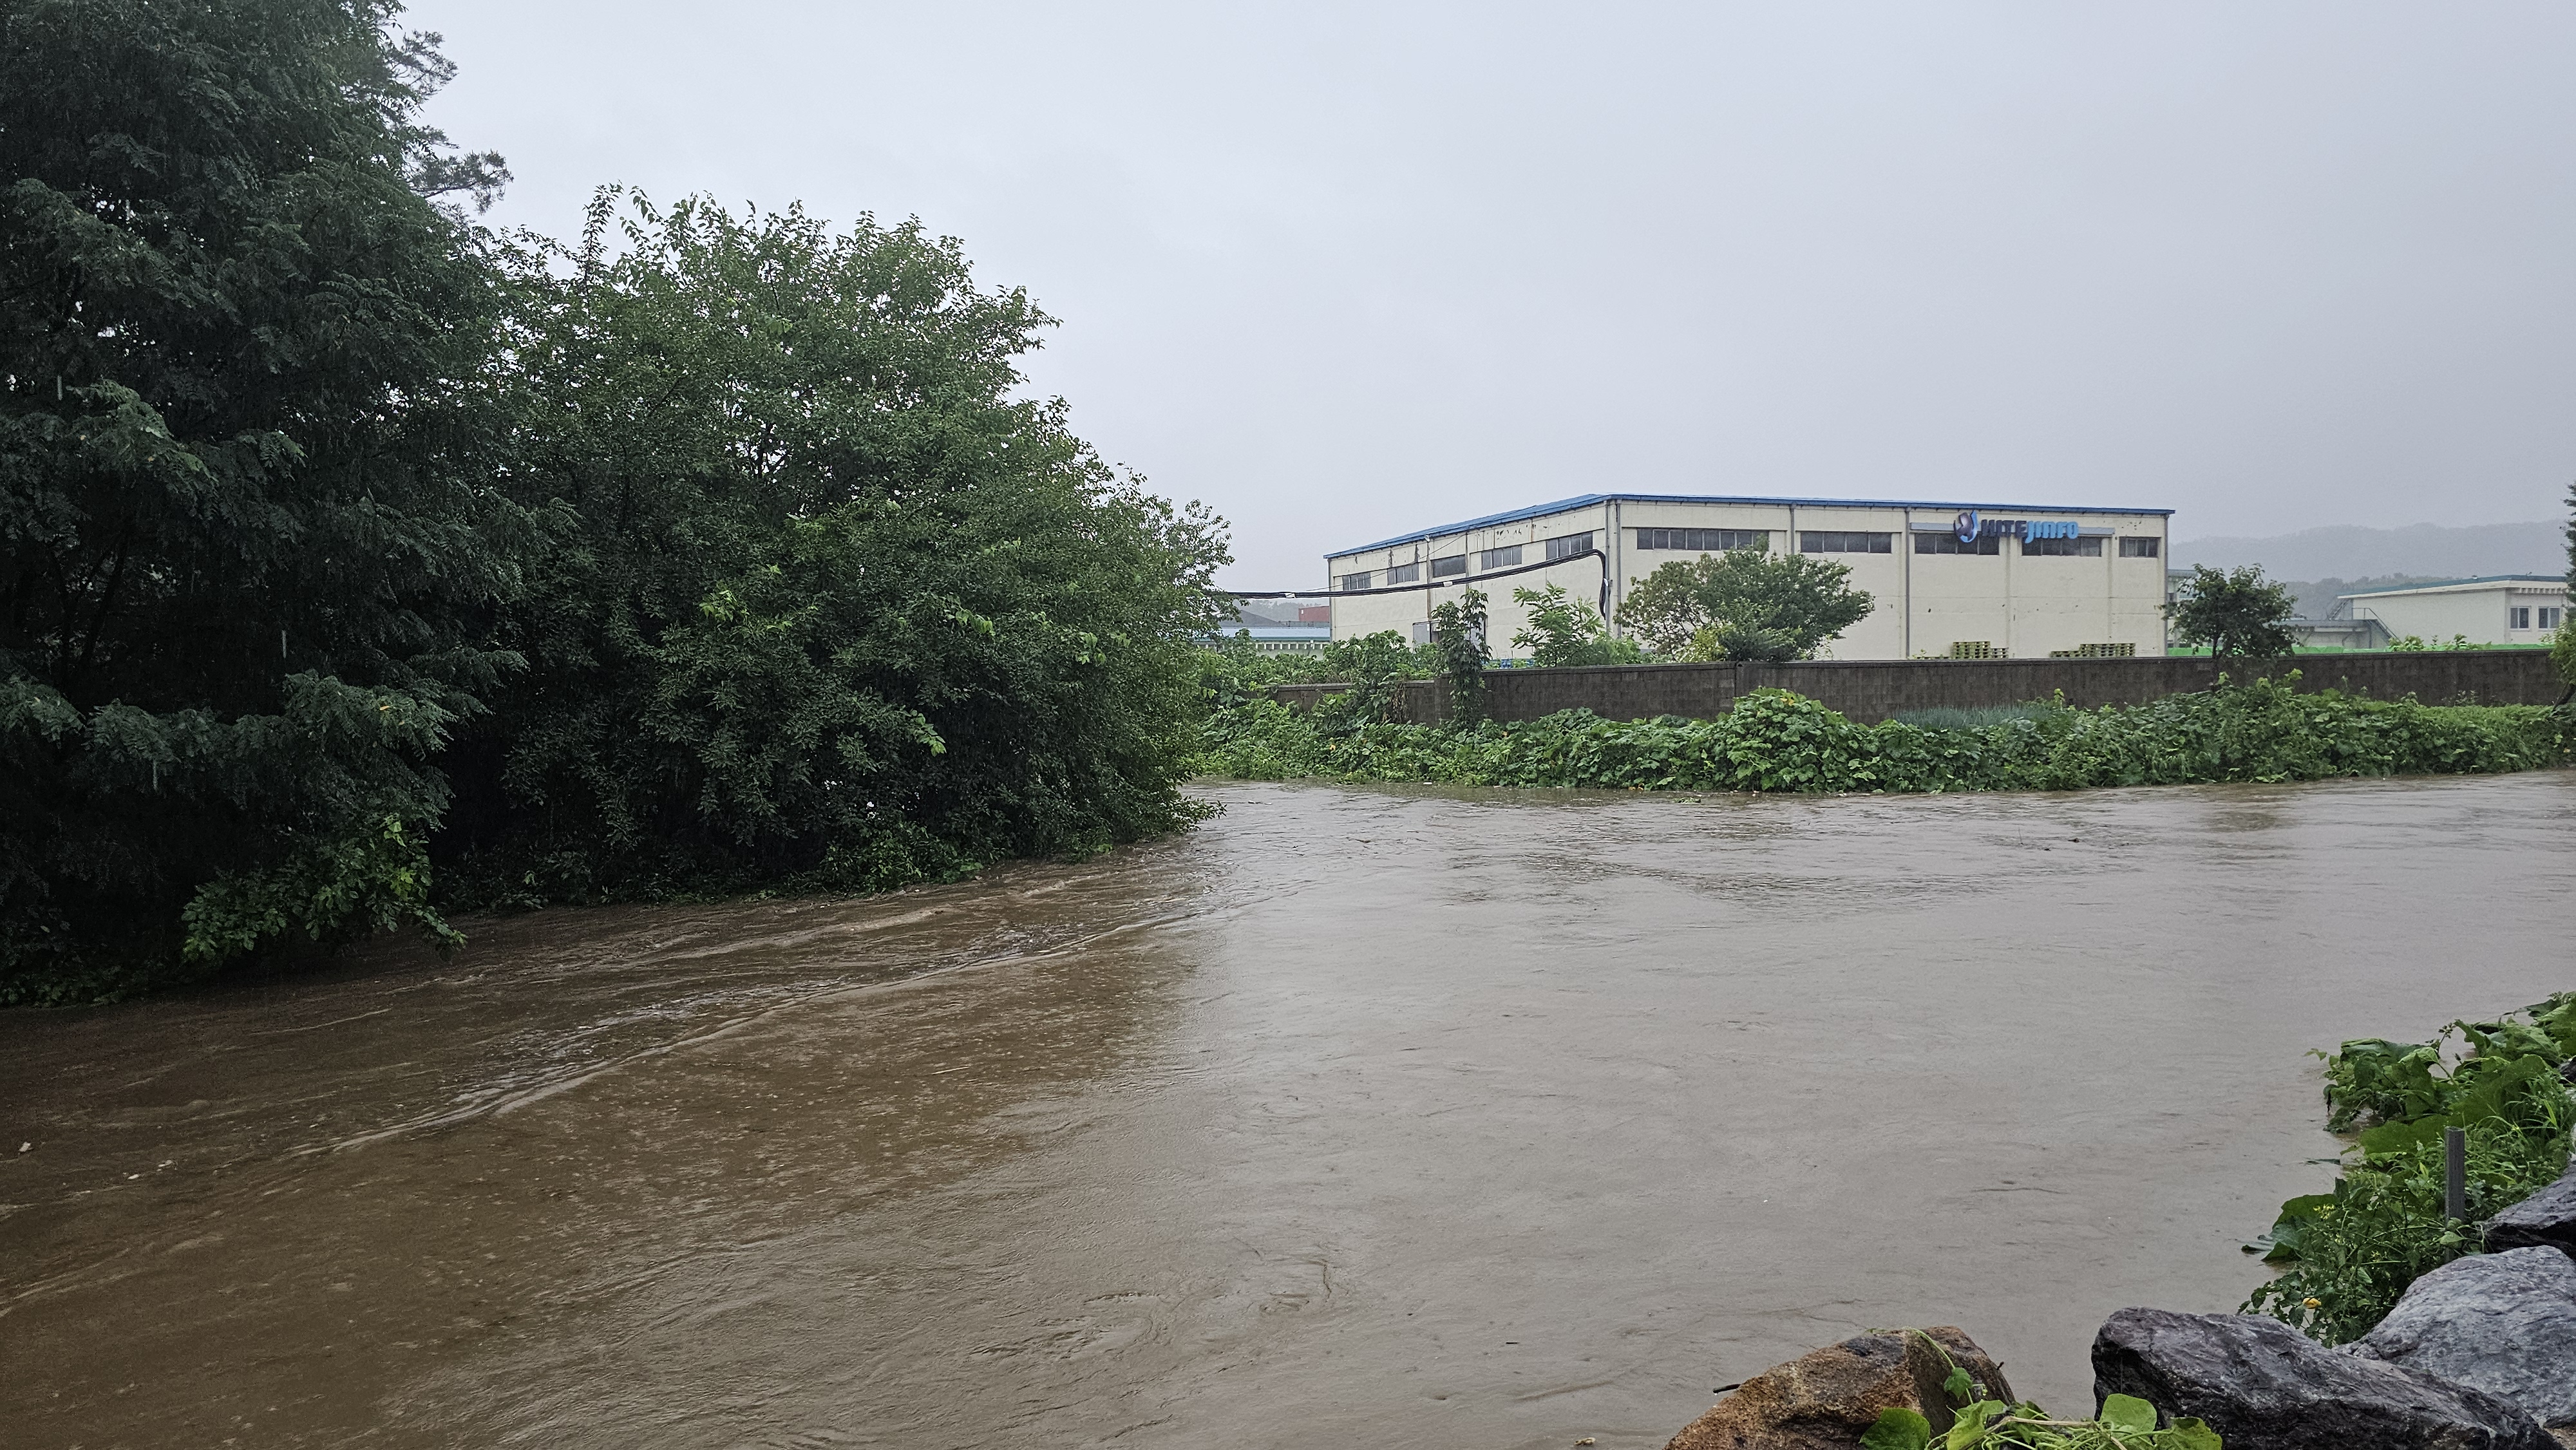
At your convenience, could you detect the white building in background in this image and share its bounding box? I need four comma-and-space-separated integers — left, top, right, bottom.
1324, 493, 2173, 661
2338, 576, 2567, 646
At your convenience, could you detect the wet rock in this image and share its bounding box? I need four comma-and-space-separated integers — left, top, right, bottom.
2350, 1247, 2576, 1430
2485, 1163, 2576, 1257
2091, 1307, 2557, 1450
1664, 1326, 2012, 1450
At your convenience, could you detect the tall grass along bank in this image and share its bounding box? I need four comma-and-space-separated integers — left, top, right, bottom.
1196, 676, 2573, 793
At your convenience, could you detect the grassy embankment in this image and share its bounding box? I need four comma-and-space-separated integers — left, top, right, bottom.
1196, 675, 2573, 793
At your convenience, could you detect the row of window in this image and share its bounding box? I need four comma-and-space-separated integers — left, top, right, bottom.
1340, 527, 2159, 590
1339, 531, 1599, 590
2510, 606, 2563, 630
1802, 531, 1893, 554
1636, 527, 1768, 552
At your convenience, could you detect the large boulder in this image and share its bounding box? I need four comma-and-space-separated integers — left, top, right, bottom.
1665, 1326, 2012, 1450
2350, 1247, 2576, 1431
2092, 1308, 2557, 1450
2485, 1163, 2576, 1257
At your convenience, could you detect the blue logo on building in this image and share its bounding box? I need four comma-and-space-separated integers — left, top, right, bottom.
1951, 512, 2081, 544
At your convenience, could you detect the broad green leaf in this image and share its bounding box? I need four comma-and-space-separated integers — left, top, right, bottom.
1943, 1400, 1998, 1449
2166, 1417, 2223, 1450
1942, 1366, 1975, 1402
2099, 1393, 2159, 1434
2356, 1115, 2446, 1158
1860, 1406, 1931, 1450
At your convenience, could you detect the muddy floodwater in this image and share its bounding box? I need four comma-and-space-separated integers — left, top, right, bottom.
5, 774, 2571, 1448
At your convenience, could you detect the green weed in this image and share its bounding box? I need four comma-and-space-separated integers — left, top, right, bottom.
2244, 992, 2575, 1344
1195, 676, 2574, 795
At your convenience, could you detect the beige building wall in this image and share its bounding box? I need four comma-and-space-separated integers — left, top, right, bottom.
1326, 496, 2171, 661
2341, 578, 2568, 646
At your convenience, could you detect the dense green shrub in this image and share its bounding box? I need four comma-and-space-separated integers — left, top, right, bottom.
2244, 993, 2575, 1344
436, 194, 1227, 908
1, 6, 1235, 1003
0, 0, 524, 1003
1194, 676, 2573, 795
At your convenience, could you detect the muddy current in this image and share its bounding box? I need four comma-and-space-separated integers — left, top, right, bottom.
4, 773, 2571, 1449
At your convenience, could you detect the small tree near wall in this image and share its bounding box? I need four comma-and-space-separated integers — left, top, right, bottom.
2166, 565, 2298, 659
1510, 584, 1645, 667
1618, 548, 1874, 660
1428, 588, 1490, 724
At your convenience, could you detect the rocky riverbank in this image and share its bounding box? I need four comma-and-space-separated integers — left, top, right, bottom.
1663, 1163, 2576, 1449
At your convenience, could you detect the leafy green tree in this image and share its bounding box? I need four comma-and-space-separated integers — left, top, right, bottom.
2166, 564, 2298, 659
1510, 583, 1644, 668
0, 0, 524, 1001
1311, 630, 1416, 733
439, 193, 1227, 904
1197, 628, 1299, 708
1430, 587, 1492, 722
1618, 547, 1873, 660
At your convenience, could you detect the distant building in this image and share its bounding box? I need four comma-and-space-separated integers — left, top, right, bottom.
2284, 616, 2391, 650
1328, 493, 2172, 661
2338, 576, 2566, 646
1207, 624, 1331, 655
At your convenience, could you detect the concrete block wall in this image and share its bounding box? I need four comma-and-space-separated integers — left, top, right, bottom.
1265, 650, 2568, 726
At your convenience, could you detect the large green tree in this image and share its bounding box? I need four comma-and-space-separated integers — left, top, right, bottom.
436, 194, 1228, 904
1618, 547, 1874, 660
0, 0, 523, 1001
2166, 564, 2298, 659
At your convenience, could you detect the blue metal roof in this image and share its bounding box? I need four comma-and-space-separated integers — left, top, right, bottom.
2338, 574, 2566, 597
1329, 492, 2174, 558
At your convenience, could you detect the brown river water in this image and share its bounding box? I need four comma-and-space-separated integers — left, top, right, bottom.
4, 773, 2571, 1449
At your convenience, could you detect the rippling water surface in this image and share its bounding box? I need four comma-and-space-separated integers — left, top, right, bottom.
5, 773, 2571, 1448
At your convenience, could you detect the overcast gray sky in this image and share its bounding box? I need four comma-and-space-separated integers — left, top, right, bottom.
411, 1, 2576, 588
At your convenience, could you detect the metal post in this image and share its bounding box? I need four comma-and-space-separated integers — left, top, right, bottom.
2444, 1125, 2467, 1221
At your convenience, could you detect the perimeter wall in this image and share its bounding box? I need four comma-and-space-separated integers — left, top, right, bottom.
1264, 651, 2566, 726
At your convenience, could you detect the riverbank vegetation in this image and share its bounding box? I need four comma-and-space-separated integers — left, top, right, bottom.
1, 1, 1224, 1003
1194, 675, 2573, 793
2244, 993, 2575, 1345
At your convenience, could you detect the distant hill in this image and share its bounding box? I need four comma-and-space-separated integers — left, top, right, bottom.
2172, 521, 2564, 582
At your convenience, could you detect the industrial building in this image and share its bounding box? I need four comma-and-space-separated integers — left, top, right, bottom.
1325, 494, 2173, 661
2338, 576, 2568, 647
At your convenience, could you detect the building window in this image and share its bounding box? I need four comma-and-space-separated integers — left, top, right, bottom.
1800, 531, 1893, 554
1636, 527, 1767, 552
1478, 545, 1523, 570
2511, 606, 2532, 630
1914, 533, 2002, 555
1430, 554, 1468, 578
1385, 561, 1420, 584
2022, 535, 2104, 557
2118, 536, 2160, 558
1544, 532, 1596, 561
2543, 607, 2565, 630
1338, 570, 1373, 592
